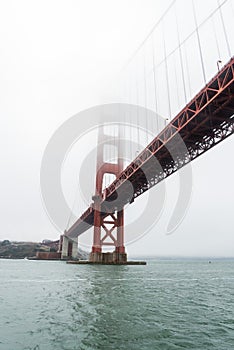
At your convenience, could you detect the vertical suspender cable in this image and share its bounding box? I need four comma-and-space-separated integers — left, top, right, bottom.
123, 77, 127, 170
217, 0, 231, 57
230, 0, 234, 19
109, 124, 111, 186
175, 1, 187, 104
123, 0, 177, 70
122, 92, 125, 171
151, 33, 159, 134
123, 78, 127, 163
114, 123, 118, 167
104, 131, 106, 189
143, 46, 148, 144
136, 80, 140, 149
112, 123, 114, 167
118, 103, 121, 173
184, 43, 192, 98
212, 15, 221, 60
192, 0, 207, 84
162, 20, 172, 120
128, 70, 133, 160
136, 57, 140, 150
123, 78, 127, 164
174, 60, 180, 113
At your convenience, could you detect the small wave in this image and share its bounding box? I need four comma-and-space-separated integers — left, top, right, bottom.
2, 278, 87, 283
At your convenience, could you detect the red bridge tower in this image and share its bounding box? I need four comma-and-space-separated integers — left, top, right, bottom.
89, 126, 127, 264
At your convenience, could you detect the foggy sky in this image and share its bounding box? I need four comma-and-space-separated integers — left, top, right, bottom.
0, 0, 234, 257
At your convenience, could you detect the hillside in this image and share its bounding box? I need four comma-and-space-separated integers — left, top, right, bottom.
0, 240, 88, 260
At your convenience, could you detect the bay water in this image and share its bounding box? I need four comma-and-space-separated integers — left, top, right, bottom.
0, 258, 234, 350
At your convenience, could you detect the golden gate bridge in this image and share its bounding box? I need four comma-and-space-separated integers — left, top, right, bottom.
52, 0, 234, 263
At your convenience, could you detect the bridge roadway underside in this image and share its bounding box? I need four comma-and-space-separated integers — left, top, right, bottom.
66, 57, 234, 239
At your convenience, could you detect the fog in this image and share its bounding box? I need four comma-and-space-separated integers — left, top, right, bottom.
0, 0, 234, 257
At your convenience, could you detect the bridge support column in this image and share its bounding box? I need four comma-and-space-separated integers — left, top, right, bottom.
89, 195, 103, 263
88, 125, 128, 264
92, 195, 102, 253
58, 235, 63, 254
114, 209, 127, 263
61, 235, 78, 260
89, 207, 127, 264
71, 237, 78, 260
61, 235, 69, 259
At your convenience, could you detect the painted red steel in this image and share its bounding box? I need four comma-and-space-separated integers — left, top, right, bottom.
91, 126, 125, 254
66, 56, 234, 238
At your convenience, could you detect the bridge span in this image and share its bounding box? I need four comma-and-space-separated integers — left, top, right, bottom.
63, 57, 234, 251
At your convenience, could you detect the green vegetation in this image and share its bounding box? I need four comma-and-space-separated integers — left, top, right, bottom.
0, 240, 89, 259
0, 241, 41, 259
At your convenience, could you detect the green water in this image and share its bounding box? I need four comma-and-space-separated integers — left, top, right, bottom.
0, 259, 234, 350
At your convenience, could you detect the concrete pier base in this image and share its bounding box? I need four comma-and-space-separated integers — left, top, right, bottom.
89, 251, 127, 264
61, 235, 78, 260
67, 260, 146, 265
65, 250, 146, 265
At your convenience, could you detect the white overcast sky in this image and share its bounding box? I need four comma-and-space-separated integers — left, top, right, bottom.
0, 0, 234, 257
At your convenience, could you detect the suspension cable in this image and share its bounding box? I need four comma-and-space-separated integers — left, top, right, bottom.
174, 59, 180, 113
184, 42, 192, 98
128, 70, 133, 160
217, 0, 231, 57
175, 1, 187, 104
136, 66, 140, 149
212, 15, 221, 61
139, 0, 229, 89
162, 19, 172, 120
151, 33, 159, 134
143, 46, 148, 144
192, 0, 207, 84
122, 0, 177, 71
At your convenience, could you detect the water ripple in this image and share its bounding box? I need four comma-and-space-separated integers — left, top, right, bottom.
0, 259, 234, 349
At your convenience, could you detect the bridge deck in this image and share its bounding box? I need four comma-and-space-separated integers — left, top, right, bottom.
66, 57, 234, 238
